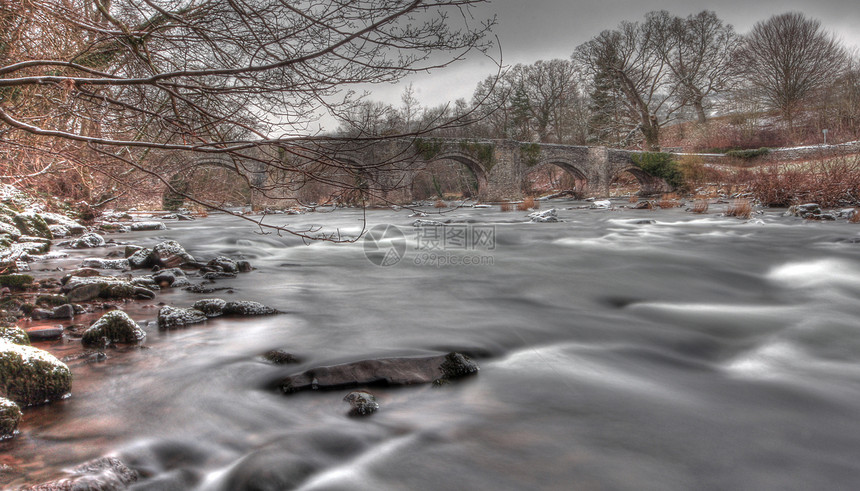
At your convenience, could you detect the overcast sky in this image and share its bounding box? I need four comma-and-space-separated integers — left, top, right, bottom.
315, 0, 860, 132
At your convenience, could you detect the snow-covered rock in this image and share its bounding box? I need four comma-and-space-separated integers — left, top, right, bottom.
82, 310, 146, 346
412, 219, 445, 227
590, 200, 612, 209
528, 209, 560, 223
157, 306, 207, 330
69, 233, 106, 249
0, 341, 72, 406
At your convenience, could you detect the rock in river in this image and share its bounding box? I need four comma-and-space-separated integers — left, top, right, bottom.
223, 301, 279, 316
0, 326, 29, 345
0, 396, 22, 439
69, 233, 106, 249
192, 298, 227, 317
63, 276, 155, 302
82, 310, 146, 346
343, 390, 379, 416
152, 240, 195, 267
157, 306, 207, 329
0, 341, 72, 406
279, 352, 479, 393
528, 208, 559, 223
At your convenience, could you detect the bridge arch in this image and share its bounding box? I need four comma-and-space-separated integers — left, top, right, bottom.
612, 165, 671, 196
526, 157, 591, 197
415, 151, 489, 199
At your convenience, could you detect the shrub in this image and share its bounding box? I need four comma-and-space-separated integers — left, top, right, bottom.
500, 202, 513, 212
631, 152, 684, 189
434, 200, 446, 209
725, 147, 771, 160
691, 200, 709, 214
851, 209, 860, 223
517, 197, 537, 211
726, 199, 752, 219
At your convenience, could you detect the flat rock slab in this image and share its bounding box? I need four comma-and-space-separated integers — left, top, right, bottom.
279, 352, 478, 393
26, 327, 64, 341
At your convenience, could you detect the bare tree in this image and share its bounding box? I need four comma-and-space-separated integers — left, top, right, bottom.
574, 20, 682, 150
646, 10, 741, 124
735, 12, 847, 133
0, 0, 495, 236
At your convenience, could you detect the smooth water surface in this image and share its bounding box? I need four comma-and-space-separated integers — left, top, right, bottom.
4, 202, 860, 490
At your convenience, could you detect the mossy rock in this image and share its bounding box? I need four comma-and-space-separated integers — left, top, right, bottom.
37, 294, 70, 307
0, 326, 29, 346
0, 274, 34, 289
82, 310, 146, 346
0, 221, 21, 239
192, 298, 227, 317
157, 306, 207, 329
12, 212, 53, 239
0, 342, 72, 406
223, 301, 279, 316
0, 397, 22, 439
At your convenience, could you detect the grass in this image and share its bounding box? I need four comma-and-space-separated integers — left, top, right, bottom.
628, 195, 639, 203
691, 200, 709, 214
500, 202, 513, 212
726, 199, 753, 219
517, 197, 538, 211
434, 200, 446, 209
657, 193, 681, 209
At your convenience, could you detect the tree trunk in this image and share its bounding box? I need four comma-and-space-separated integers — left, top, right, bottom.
694, 96, 707, 125
641, 114, 661, 151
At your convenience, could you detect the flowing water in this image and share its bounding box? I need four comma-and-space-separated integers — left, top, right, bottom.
4, 202, 860, 490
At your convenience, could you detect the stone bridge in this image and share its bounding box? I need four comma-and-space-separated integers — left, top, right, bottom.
181, 139, 674, 206
282, 139, 670, 203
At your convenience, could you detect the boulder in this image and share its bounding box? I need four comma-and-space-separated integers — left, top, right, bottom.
12, 212, 52, 239
279, 352, 479, 393
82, 310, 146, 346
223, 301, 279, 316
0, 274, 34, 290
528, 208, 559, 223
26, 327, 64, 341
590, 200, 612, 209
236, 260, 253, 273
157, 306, 207, 330
262, 349, 300, 365
192, 298, 227, 317
343, 391, 379, 416
412, 219, 445, 227
29, 456, 138, 490
0, 220, 21, 240
127, 247, 155, 268
786, 203, 822, 219
207, 256, 239, 273
129, 221, 167, 231
202, 271, 237, 280
81, 258, 129, 270
62, 276, 155, 302
39, 212, 87, 235
60, 268, 101, 284
0, 397, 21, 440
69, 233, 106, 249
152, 240, 195, 267
48, 224, 71, 238
0, 326, 29, 346
0, 341, 72, 406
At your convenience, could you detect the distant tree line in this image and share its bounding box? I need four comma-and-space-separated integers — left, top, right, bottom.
343, 11, 860, 151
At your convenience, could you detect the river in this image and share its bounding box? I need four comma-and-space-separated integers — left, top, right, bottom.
4, 201, 860, 490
